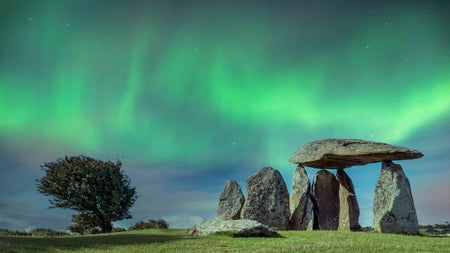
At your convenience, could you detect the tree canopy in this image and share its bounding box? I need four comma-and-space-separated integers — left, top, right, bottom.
36, 155, 138, 233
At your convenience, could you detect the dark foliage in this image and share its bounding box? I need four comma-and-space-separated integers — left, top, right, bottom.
419, 223, 450, 229
0, 229, 31, 237
36, 155, 138, 233
0, 228, 67, 237
425, 227, 439, 234
419, 223, 450, 235
112, 227, 127, 233
361, 226, 374, 232
66, 213, 102, 235
128, 219, 169, 230
30, 228, 69, 237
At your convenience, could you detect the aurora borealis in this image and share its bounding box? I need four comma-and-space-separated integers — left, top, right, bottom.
1, 0, 449, 230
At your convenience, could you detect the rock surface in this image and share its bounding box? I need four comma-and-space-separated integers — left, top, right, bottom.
373, 161, 419, 234
336, 169, 361, 231
188, 219, 279, 237
241, 167, 290, 229
215, 180, 245, 220
289, 165, 313, 230
312, 170, 339, 230
289, 138, 423, 169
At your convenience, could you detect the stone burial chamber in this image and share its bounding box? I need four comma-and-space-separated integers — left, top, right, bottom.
290, 138, 423, 234
189, 138, 423, 236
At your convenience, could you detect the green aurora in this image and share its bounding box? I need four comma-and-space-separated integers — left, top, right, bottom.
1, 1, 448, 166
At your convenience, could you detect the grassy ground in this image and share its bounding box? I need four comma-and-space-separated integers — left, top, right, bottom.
1, 229, 449, 253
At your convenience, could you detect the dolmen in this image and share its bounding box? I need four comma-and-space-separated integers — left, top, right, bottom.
191, 138, 423, 236
290, 138, 423, 234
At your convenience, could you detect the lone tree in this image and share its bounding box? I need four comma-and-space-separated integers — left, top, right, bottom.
36, 155, 138, 233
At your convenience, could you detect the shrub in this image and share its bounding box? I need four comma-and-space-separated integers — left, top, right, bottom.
128, 219, 169, 230
0, 229, 31, 237
112, 227, 127, 233
30, 228, 69, 237
361, 227, 374, 232
440, 228, 450, 235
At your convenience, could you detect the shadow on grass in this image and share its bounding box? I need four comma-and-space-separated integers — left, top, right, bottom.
0, 231, 192, 252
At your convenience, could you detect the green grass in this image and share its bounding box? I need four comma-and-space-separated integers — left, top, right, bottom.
1, 229, 449, 253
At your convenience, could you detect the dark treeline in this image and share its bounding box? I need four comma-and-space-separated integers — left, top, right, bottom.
419, 223, 450, 229
2, 222, 449, 237
0, 228, 68, 237
419, 223, 450, 235
0, 219, 169, 237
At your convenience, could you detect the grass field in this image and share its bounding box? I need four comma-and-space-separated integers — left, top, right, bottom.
1, 229, 449, 253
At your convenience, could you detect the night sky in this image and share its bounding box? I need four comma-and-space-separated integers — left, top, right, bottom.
1, 0, 449, 230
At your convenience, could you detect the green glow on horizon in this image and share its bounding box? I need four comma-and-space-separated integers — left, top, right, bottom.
0, 1, 449, 165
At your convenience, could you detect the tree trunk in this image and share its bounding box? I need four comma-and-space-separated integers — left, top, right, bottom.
101, 220, 113, 233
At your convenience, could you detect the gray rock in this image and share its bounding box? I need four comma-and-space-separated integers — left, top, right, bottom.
289, 165, 313, 230
336, 169, 361, 231
215, 180, 245, 220
289, 138, 423, 169
312, 169, 339, 230
241, 167, 290, 229
373, 161, 419, 234
188, 219, 279, 237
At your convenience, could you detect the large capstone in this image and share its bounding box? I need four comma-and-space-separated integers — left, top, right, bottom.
336, 169, 361, 231
215, 180, 245, 220
289, 165, 313, 230
373, 160, 419, 234
241, 167, 290, 229
290, 138, 423, 169
188, 219, 279, 237
312, 169, 339, 230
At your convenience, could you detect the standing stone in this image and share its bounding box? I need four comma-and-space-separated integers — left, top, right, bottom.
289, 165, 313, 230
241, 167, 290, 229
373, 160, 419, 234
336, 169, 361, 231
312, 169, 339, 230
215, 180, 245, 220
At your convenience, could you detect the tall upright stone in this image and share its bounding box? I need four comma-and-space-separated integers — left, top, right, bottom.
373, 160, 419, 234
289, 165, 313, 230
336, 169, 361, 231
241, 167, 290, 229
312, 169, 339, 230
215, 180, 245, 220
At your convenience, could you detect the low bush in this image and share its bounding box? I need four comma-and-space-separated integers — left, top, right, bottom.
112, 227, 127, 233
30, 228, 69, 237
0, 229, 30, 237
128, 219, 169, 230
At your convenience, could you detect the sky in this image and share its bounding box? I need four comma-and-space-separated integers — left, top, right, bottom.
0, 0, 449, 231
